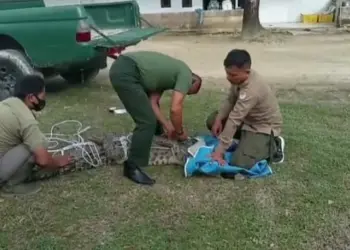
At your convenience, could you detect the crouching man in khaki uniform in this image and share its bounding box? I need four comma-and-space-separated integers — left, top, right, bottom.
207, 49, 285, 177
0, 75, 72, 197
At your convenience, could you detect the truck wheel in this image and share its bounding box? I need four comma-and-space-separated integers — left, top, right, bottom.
0, 49, 36, 101
60, 68, 100, 84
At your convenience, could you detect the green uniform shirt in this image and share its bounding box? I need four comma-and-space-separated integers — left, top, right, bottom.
123, 51, 193, 94
0, 97, 47, 157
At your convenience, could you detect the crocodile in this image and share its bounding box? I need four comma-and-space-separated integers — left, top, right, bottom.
27, 133, 198, 182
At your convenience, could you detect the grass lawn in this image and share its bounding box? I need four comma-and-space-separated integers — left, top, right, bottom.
0, 80, 349, 250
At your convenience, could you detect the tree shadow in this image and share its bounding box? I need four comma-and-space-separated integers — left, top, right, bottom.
45, 75, 96, 97
45, 76, 71, 94
45, 69, 110, 96
232, 28, 294, 44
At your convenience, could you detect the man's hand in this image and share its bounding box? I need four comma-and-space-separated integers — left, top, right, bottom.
211, 118, 223, 137
34, 147, 73, 169
176, 130, 189, 141
211, 151, 226, 166
163, 122, 176, 139
55, 155, 73, 168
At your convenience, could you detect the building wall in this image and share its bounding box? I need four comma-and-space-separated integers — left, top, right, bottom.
44, 0, 203, 13
143, 9, 243, 30
260, 0, 331, 24
44, 0, 333, 25
134, 0, 203, 13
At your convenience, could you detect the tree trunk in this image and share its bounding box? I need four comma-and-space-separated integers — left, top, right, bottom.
241, 0, 264, 38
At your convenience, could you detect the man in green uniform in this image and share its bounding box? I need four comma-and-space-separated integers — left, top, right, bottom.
0, 75, 72, 196
109, 51, 202, 185
206, 49, 285, 178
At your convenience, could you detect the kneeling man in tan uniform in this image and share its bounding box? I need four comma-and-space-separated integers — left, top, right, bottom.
207, 49, 285, 177
0, 75, 72, 196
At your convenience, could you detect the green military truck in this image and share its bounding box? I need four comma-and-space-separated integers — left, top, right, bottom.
0, 0, 165, 101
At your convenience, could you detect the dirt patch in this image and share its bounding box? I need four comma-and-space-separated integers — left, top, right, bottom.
97, 31, 350, 100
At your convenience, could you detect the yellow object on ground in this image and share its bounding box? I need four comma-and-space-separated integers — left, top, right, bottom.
318, 14, 334, 23
301, 14, 318, 24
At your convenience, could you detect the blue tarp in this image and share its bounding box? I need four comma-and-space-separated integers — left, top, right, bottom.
184, 135, 273, 179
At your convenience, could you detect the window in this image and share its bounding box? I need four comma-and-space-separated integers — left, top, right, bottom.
161, 0, 171, 8
182, 0, 192, 8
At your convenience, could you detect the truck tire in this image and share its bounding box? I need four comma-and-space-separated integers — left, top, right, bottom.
0, 49, 36, 101
60, 68, 100, 84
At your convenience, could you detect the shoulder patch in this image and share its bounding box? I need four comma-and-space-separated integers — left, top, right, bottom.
239, 91, 247, 100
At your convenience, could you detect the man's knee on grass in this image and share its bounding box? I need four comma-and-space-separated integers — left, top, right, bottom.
0, 144, 34, 184
230, 131, 271, 169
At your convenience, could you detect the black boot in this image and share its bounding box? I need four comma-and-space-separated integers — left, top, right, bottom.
123, 160, 155, 185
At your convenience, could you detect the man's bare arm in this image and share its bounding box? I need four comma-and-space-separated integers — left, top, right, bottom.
22, 125, 71, 169
33, 147, 69, 168
149, 92, 169, 127
170, 91, 185, 133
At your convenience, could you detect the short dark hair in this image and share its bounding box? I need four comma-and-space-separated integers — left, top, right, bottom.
14, 74, 45, 100
223, 49, 251, 68
192, 72, 202, 85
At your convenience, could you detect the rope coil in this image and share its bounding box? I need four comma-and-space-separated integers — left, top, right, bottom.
44, 120, 103, 167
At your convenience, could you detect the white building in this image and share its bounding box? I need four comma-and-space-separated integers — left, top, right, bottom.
135, 0, 244, 13
45, 0, 333, 23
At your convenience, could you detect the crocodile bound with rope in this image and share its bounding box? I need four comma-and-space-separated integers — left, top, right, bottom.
28, 132, 198, 182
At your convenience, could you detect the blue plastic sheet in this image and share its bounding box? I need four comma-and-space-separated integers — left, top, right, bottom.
184, 135, 273, 179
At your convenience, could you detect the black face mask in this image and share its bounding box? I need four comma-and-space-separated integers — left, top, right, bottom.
32, 95, 46, 111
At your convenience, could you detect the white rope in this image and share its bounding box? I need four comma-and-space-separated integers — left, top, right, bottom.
114, 134, 130, 162
120, 136, 129, 159
44, 120, 102, 167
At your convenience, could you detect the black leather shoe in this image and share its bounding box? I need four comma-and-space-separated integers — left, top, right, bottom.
123, 161, 155, 185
